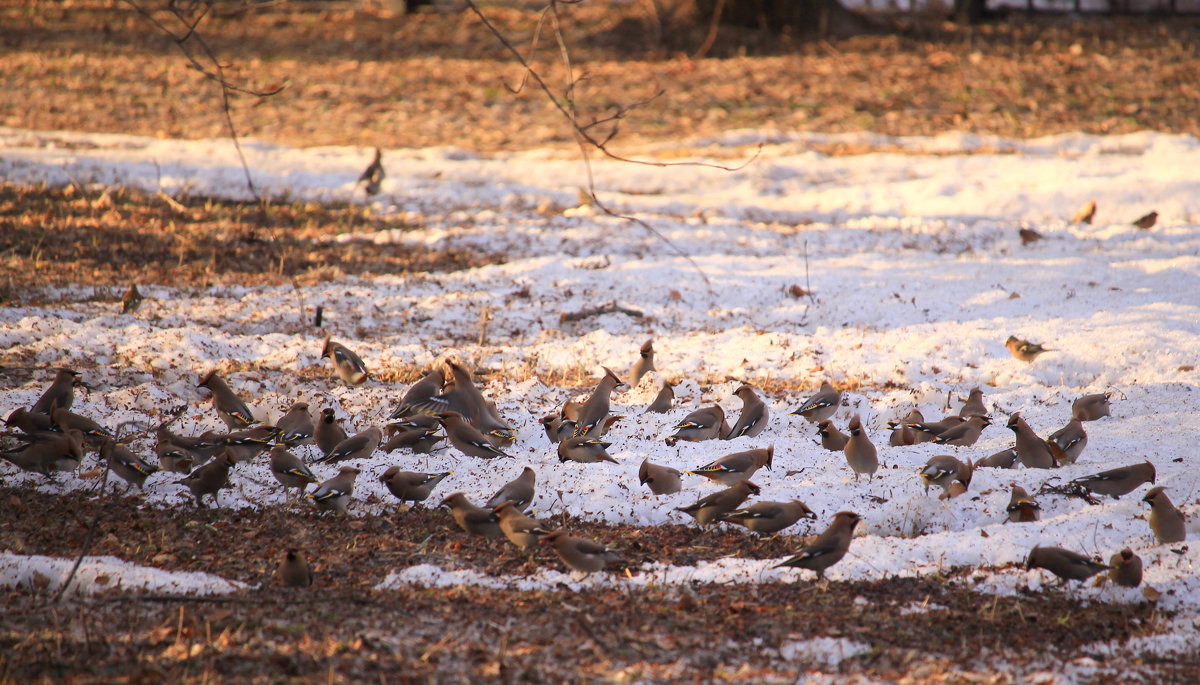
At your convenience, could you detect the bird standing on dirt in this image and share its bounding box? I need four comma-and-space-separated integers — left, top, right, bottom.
308, 466, 360, 515
541, 531, 620, 575
494, 501, 551, 551
358, 147, 385, 196
774, 511, 862, 580
440, 493, 502, 538
101, 439, 159, 490
321, 337, 369, 386
379, 468, 451, 506
178, 451, 236, 507
278, 550, 314, 588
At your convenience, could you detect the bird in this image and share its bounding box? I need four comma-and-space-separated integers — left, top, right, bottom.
665, 404, 726, 446
1026, 546, 1108, 584
154, 439, 199, 475
638, 458, 682, 495
905, 415, 965, 441
321, 337, 369, 386
486, 466, 536, 512
689, 446, 773, 486
178, 451, 236, 507
100, 440, 159, 490
919, 455, 972, 497
773, 511, 862, 580
557, 436, 617, 464
725, 384, 769, 440
314, 408, 348, 457
2, 428, 86, 475
308, 466, 360, 515
958, 388, 987, 418
539, 414, 571, 444
1006, 485, 1040, 523
269, 446, 319, 499
274, 402, 314, 446
1046, 419, 1087, 465
358, 147, 385, 196
50, 407, 114, 444
1071, 461, 1156, 500
31, 368, 80, 414
675, 481, 760, 526
4, 407, 54, 435
438, 412, 511, 459
1005, 336, 1052, 363
629, 339, 655, 388
1006, 413, 1054, 469
645, 380, 675, 414
1143, 486, 1186, 544
388, 367, 446, 420
540, 531, 620, 575
1071, 199, 1096, 224
1132, 211, 1157, 229
315, 427, 381, 464
381, 426, 444, 454
431, 361, 514, 443
278, 550, 314, 588
789, 381, 840, 423
887, 409, 924, 446
121, 283, 144, 314
932, 415, 990, 447
379, 468, 451, 506
1018, 227, 1043, 245
1108, 549, 1143, 588
817, 420, 849, 451
843, 415, 878, 482
494, 501, 551, 551
1071, 392, 1112, 421
440, 493, 502, 539
720, 500, 817, 536
978, 447, 1018, 469
197, 370, 256, 429
573, 367, 625, 437
202, 426, 276, 463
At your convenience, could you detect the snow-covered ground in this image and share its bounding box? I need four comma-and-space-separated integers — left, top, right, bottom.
2, 126, 1199, 667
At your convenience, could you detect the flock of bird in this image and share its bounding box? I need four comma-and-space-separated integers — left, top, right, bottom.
1, 333, 1187, 591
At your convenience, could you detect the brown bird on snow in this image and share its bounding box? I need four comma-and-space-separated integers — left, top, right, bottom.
274, 401, 314, 447
905, 415, 965, 442
321, 337, 369, 386
49, 407, 114, 444
381, 426, 444, 454
154, 440, 199, 475
958, 388, 987, 418
1018, 227, 1043, 245
379, 468, 451, 506
629, 339, 655, 388
1006, 485, 1040, 523
278, 550, 314, 588
725, 384, 769, 440
178, 451, 236, 508
1132, 210, 1157, 230
440, 493, 502, 539
485, 466, 536, 513
121, 283, 144, 314
100, 439, 159, 490
5, 407, 54, 435
358, 147, 385, 196
1070, 461, 1155, 500
978, 447, 1018, 470
1005, 336, 1052, 363
1046, 418, 1087, 465
645, 380, 675, 414
197, 370, 257, 429
932, 415, 990, 447
919, 455, 972, 498
439, 412, 511, 459
665, 404, 726, 446
315, 427, 382, 465
638, 458, 682, 495
574, 367, 625, 438
1025, 546, 1108, 584
540, 414, 573, 444
1143, 486, 1186, 545
1071, 392, 1112, 422
308, 466, 360, 515
676, 481, 760, 526
269, 446, 319, 499
887, 409, 925, 446
1006, 413, 1055, 469
314, 408, 348, 457
689, 446, 773, 486
541, 531, 620, 575
789, 381, 840, 423
494, 501, 551, 551
557, 436, 617, 464
774, 511, 862, 580
1071, 199, 1096, 224
721, 500, 817, 536
387, 367, 445, 420
1109, 549, 1143, 588
817, 419, 849, 451
844, 415, 878, 482
2, 428, 86, 475
31, 368, 81, 414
